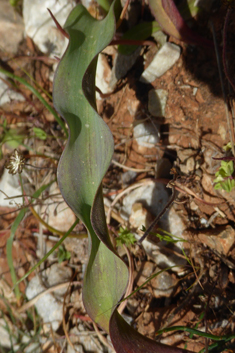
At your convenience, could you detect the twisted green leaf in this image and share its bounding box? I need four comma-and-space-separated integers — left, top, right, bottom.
53, 2, 128, 332
54, 3, 193, 352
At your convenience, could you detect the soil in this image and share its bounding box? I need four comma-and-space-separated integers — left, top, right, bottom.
0, 1, 235, 352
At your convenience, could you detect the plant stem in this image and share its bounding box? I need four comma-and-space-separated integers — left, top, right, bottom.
138, 171, 176, 244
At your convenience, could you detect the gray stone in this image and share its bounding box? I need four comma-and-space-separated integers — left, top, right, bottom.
39, 183, 76, 233
135, 261, 176, 298
140, 42, 181, 83
133, 120, 160, 148
26, 264, 72, 331
151, 269, 176, 298
0, 169, 23, 207
67, 326, 113, 353
110, 47, 141, 88
152, 30, 167, 46
0, 318, 17, 348
122, 181, 169, 219
129, 202, 153, 231
121, 170, 137, 185
0, 73, 25, 106
122, 181, 187, 272
148, 89, 168, 117
23, 0, 74, 56
26, 275, 63, 331
198, 225, 235, 256
96, 53, 112, 99
0, 0, 24, 54
46, 263, 73, 295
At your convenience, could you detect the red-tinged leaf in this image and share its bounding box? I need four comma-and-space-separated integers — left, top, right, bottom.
149, 0, 213, 47
54, 1, 200, 351
110, 310, 194, 353
54, 2, 128, 333
118, 21, 160, 55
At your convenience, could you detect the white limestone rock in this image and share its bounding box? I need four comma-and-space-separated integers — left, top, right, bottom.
0, 169, 23, 207
23, 0, 75, 56
0, 73, 25, 106
26, 263, 72, 331
122, 182, 187, 272
96, 53, 112, 99
39, 183, 76, 233
140, 42, 181, 83
109, 47, 141, 88
148, 89, 168, 117
133, 121, 160, 148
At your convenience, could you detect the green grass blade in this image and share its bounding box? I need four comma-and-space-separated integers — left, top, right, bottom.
0, 67, 68, 137
6, 209, 26, 300
157, 325, 235, 341
15, 218, 79, 286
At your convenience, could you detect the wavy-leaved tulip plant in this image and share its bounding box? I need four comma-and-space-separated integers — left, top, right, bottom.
53, 2, 193, 352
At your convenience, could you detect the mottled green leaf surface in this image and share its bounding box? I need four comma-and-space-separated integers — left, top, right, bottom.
53, 3, 128, 332
54, 3, 193, 352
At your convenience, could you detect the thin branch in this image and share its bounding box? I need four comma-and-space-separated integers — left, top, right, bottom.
116, 0, 131, 29
138, 170, 177, 244
210, 19, 235, 156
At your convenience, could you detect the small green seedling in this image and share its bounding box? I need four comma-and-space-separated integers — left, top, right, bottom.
9, 0, 21, 6
214, 160, 235, 192
154, 228, 186, 244
140, 226, 191, 266
116, 227, 136, 247
33, 127, 47, 140
0, 120, 25, 153
56, 245, 71, 263
140, 226, 186, 244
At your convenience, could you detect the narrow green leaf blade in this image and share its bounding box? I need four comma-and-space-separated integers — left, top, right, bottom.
54, 3, 195, 351
53, 3, 128, 332
54, 5, 114, 226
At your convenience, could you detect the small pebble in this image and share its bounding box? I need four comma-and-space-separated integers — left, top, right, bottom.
133, 121, 160, 147
0, 73, 25, 106
140, 42, 181, 83
23, 0, 73, 56
110, 48, 141, 88
198, 226, 235, 256
148, 89, 168, 117
26, 264, 72, 331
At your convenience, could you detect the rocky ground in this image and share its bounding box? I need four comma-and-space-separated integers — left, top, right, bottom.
0, 0, 235, 352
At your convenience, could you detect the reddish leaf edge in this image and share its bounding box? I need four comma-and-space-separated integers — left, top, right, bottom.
150, 0, 213, 48
110, 310, 194, 353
